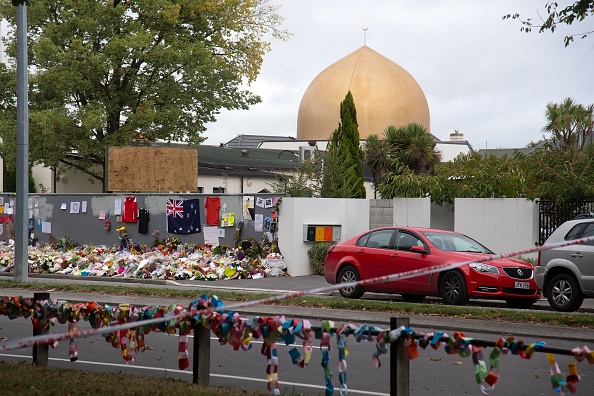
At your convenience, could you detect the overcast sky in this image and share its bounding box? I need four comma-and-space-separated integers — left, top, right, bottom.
203, 0, 594, 151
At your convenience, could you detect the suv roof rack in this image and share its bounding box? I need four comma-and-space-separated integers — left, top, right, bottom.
573, 212, 594, 219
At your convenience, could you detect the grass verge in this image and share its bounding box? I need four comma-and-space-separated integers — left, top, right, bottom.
0, 361, 264, 396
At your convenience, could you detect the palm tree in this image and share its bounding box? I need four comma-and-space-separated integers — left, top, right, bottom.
385, 123, 441, 174
364, 134, 391, 197
543, 97, 594, 152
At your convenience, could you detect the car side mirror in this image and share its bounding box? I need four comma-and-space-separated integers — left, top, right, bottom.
410, 245, 427, 254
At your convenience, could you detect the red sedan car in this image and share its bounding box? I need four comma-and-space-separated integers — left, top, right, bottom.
324, 226, 540, 308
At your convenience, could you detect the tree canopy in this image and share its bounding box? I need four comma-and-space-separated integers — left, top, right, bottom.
0, 0, 290, 190
503, 1, 594, 46
375, 98, 594, 204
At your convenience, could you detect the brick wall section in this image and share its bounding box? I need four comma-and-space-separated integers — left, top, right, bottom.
369, 199, 394, 229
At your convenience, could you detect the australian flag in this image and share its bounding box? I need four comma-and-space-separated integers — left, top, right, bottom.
166, 199, 201, 234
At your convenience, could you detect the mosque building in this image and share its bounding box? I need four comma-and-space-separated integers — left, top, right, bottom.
297, 45, 430, 141
258, 45, 470, 164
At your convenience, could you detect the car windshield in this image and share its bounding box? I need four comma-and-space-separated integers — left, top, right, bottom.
421, 231, 494, 254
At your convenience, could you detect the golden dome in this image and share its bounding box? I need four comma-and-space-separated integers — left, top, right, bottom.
297, 46, 430, 141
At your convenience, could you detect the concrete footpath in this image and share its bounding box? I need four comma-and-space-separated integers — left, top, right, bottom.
1, 273, 593, 343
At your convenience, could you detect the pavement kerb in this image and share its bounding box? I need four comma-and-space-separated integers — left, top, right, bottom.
1, 286, 592, 344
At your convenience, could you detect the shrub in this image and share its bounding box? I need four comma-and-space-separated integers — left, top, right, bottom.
307, 242, 333, 275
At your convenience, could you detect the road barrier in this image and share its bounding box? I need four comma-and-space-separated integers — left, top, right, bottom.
1, 293, 593, 396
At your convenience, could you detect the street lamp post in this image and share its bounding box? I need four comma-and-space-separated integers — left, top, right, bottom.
13, 0, 30, 282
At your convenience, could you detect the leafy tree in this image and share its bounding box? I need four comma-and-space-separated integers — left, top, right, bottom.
385, 122, 441, 174
503, 1, 594, 46
378, 152, 528, 205
543, 97, 594, 152
519, 142, 594, 202
268, 161, 316, 197
377, 160, 436, 200
434, 153, 528, 204
0, 0, 289, 191
321, 91, 365, 198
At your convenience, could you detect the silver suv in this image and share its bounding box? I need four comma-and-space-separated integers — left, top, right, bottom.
536, 218, 594, 312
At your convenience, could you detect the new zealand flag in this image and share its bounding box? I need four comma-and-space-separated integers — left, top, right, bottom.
166, 199, 201, 234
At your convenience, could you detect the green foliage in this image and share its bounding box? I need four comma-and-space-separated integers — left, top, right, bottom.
321, 91, 365, 198
49, 235, 79, 250
503, 1, 594, 46
2, 167, 37, 193
307, 242, 333, 276
518, 141, 594, 203
378, 142, 594, 205
0, 0, 290, 190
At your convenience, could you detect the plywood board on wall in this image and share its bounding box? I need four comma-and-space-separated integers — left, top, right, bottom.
107, 147, 198, 192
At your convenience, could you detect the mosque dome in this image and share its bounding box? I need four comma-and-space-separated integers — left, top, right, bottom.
297, 46, 430, 141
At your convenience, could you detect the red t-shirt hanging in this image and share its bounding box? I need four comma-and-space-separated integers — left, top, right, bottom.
204, 197, 221, 226
122, 195, 138, 223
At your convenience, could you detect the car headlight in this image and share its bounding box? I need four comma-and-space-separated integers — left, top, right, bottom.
469, 263, 500, 274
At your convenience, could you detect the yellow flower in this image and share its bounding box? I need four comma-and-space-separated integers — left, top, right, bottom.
116, 226, 126, 232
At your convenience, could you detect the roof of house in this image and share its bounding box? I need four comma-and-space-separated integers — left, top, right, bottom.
198, 145, 300, 175
224, 134, 296, 148
477, 147, 532, 158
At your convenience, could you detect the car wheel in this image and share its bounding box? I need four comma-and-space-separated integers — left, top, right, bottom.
337, 266, 364, 299
505, 299, 537, 309
440, 271, 469, 305
401, 294, 426, 303
546, 274, 584, 312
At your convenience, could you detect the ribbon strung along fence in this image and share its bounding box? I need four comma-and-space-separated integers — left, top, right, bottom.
1, 294, 593, 396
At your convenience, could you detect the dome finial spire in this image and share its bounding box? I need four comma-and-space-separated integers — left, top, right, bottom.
362, 27, 368, 46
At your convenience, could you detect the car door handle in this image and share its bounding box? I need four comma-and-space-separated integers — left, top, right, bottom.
390, 254, 398, 258
357, 249, 365, 253
570, 252, 583, 258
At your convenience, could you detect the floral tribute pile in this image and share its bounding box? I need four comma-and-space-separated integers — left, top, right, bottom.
0, 228, 285, 281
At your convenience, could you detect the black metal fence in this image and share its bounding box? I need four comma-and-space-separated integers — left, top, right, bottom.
537, 200, 594, 245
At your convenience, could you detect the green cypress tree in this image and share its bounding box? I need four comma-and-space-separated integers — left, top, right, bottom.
321, 91, 366, 198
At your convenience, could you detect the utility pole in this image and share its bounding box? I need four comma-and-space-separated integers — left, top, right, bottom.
13, 0, 29, 282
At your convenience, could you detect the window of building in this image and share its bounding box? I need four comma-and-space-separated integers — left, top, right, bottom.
213, 187, 226, 194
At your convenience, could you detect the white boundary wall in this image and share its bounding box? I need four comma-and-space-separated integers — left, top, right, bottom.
392, 198, 454, 231
278, 197, 369, 276
454, 198, 539, 259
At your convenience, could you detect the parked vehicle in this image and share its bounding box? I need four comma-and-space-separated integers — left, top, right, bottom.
324, 226, 540, 308
536, 218, 594, 312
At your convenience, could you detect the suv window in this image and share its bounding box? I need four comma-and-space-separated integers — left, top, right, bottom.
565, 222, 594, 246
565, 224, 585, 241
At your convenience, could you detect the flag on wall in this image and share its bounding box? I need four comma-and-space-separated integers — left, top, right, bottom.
166, 199, 201, 234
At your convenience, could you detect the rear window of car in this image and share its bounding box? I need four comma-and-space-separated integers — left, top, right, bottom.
565, 224, 586, 241
565, 222, 594, 246
357, 229, 394, 249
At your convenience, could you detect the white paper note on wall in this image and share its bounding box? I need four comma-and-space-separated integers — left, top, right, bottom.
203, 226, 219, 247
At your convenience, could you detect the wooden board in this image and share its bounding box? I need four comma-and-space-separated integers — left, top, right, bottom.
106, 147, 198, 192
